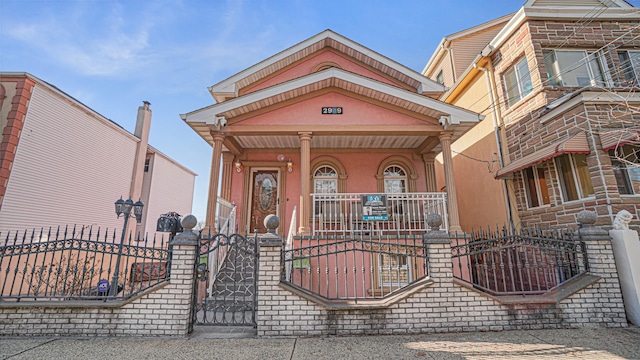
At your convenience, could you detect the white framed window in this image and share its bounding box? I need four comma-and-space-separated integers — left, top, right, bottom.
383, 165, 407, 194
504, 57, 533, 107
313, 165, 338, 217
378, 253, 411, 287
618, 51, 640, 86
436, 70, 445, 85
555, 154, 594, 202
609, 145, 640, 195
544, 50, 610, 87
523, 166, 550, 208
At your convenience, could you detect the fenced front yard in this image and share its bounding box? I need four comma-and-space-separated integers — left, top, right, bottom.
0, 225, 171, 301
451, 226, 589, 295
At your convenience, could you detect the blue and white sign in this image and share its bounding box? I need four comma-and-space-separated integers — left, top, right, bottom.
361, 194, 388, 221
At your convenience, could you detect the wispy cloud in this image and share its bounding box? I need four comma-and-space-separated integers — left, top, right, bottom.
5, 2, 154, 77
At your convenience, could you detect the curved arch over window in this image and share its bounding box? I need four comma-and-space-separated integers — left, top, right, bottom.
376, 155, 418, 192
311, 61, 342, 73
310, 155, 348, 193
383, 165, 407, 193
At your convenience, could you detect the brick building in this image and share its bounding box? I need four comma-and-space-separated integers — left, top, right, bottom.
423, 0, 640, 231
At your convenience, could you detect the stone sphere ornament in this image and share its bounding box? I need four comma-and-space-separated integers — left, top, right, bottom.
426, 213, 443, 231
264, 214, 280, 234
576, 210, 597, 227
181, 215, 197, 230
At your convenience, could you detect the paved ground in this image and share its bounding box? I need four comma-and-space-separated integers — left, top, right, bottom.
2, 327, 640, 360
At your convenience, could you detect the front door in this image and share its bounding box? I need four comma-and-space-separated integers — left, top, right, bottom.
249, 169, 279, 233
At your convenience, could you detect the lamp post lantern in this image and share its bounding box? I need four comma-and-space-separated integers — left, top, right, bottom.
110, 197, 144, 296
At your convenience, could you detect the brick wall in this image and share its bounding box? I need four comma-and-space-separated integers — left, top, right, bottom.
0, 239, 196, 337
0, 223, 627, 337
257, 228, 626, 337
491, 18, 640, 230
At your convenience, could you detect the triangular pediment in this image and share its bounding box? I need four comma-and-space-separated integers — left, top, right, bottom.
182, 68, 481, 151
209, 30, 445, 102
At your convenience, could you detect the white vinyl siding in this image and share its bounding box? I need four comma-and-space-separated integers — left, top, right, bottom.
451, 24, 506, 80
139, 153, 195, 240
0, 84, 138, 233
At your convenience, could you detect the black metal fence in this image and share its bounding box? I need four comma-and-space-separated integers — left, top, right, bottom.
282, 234, 428, 300
451, 226, 589, 296
0, 225, 171, 301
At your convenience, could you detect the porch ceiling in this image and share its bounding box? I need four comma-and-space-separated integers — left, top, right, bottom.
236, 135, 429, 150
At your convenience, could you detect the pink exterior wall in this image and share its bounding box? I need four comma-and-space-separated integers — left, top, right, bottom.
235, 92, 435, 127
229, 150, 427, 235
241, 50, 412, 95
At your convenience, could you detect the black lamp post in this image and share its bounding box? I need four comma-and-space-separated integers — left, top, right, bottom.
110, 197, 144, 296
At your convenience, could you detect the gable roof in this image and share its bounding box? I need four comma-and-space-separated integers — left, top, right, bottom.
208, 30, 445, 102
187, 67, 480, 124
422, 13, 513, 77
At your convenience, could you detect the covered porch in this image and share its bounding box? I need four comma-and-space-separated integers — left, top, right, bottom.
180, 31, 483, 239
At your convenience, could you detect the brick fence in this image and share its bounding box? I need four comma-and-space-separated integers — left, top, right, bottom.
0, 228, 198, 337
257, 213, 627, 337
0, 212, 628, 337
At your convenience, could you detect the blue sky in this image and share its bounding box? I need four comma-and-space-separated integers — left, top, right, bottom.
2, 0, 637, 221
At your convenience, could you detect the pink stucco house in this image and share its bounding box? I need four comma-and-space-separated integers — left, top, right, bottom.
182, 30, 483, 240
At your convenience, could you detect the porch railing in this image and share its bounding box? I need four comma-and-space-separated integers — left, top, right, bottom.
311, 192, 447, 237
0, 226, 171, 301
451, 226, 589, 296
207, 204, 237, 298
282, 234, 427, 300
216, 198, 235, 232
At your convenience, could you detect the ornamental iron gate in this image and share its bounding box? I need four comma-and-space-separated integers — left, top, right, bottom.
191, 232, 258, 327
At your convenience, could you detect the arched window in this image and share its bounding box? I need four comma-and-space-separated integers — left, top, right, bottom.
376, 156, 417, 193
314, 165, 338, 194
383, 165, 407, 193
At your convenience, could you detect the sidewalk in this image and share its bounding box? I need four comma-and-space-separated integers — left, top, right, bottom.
2, 327, 640, 360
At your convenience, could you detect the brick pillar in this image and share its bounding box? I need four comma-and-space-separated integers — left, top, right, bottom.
256, 215, 283, 337
167, 215, 200, 336
575, 210, 626, 326
423, 213, 453, 281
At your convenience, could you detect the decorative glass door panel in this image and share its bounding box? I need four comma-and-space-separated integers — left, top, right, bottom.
250, 170, 278, 233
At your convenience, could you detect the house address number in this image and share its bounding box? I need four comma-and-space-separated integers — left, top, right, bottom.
321, 107, 343, 114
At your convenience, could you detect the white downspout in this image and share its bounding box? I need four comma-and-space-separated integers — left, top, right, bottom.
473, 63, 515, 230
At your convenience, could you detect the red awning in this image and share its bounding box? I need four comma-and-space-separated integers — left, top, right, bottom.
495, 132, 590, 179
600, 129, 640, 151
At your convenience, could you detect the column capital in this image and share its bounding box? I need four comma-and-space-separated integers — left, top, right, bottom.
298, 132, 313, 141
222, 151, 234, 162
211, 132, 226, 142
438, 131, 454, 142
422, 152, 437, 162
